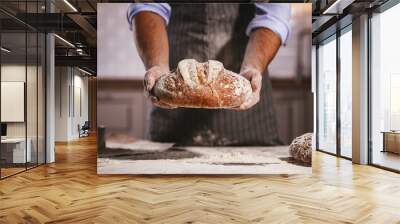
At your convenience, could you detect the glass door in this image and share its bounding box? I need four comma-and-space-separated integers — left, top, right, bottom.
1, 30, 28, 178
27, 30, 38, 169
38, 32, 46, 165
339, 27, 352, 158
0, 0, 47, 179
370, 3, 400, 171
317, 35, 337, 154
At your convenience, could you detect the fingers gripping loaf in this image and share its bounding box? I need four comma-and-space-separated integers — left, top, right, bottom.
153, 59, 252, 109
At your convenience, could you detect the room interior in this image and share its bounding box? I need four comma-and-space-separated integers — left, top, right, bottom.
0, 0, 96, 179
0, 0, 400, 222
0, 28, 46, 177
314, 0, 400, 171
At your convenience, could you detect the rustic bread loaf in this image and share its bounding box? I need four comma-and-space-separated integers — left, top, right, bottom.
289, 133, 313, 164
153, 59, 252, 109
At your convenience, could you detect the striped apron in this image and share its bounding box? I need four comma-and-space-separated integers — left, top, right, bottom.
148, 3, 280, 146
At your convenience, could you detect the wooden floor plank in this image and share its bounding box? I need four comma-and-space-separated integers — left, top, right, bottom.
0, 135, 400, 223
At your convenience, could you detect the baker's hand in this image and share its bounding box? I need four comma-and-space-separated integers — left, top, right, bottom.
144, 65, 169, 92
238, 67, 262, 110
144, 65, 177, 109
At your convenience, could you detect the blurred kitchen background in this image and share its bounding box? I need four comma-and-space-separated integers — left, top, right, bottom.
97, 3, 313, 145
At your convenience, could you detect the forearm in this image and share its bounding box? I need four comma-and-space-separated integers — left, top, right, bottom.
134, 12, 169, 70
241, 28, 281, 73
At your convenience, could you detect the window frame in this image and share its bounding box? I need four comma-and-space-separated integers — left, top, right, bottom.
315, 21, 353, 160
367, 0, 400, 173
0, 0, 48, 180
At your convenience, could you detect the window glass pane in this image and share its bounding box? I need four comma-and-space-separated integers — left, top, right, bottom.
38, 32, 45, 165
340, 29, 352, 158
27, 31, 38, 169
1, 30, 27, 177
318, 37, 337, 154
371, 3, 400, 171
0, 0, 46, 179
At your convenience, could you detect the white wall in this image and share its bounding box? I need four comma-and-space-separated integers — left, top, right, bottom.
55, 67, 89, 141
72, 74, 89, 138
97, 3, 145, 80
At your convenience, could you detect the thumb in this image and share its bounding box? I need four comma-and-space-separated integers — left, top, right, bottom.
250, 74, 262, 92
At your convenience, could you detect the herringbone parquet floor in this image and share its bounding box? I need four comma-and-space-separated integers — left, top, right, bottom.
1, 135, 400, 224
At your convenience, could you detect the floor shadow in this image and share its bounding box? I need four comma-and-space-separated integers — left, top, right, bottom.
99, 147, 201, 160
210, 162, 280, 166
279, 157, 312, 167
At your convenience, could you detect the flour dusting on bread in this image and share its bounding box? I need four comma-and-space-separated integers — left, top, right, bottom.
153, 59, 252, 109
206, 60, 223, 84
178, 59, 199, 88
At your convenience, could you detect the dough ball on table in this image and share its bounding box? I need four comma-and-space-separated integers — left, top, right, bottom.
289, 133, 313, 163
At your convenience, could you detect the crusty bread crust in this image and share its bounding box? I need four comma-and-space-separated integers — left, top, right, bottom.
153, 59, 252, 109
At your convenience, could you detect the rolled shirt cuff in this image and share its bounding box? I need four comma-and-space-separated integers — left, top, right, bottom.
245, 5, 291, 45
127, 3, 171, 30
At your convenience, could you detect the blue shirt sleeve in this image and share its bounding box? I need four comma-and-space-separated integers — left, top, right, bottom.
246, 3, 291, 45
127, 3, 171, 29
127, 3, 291, 45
